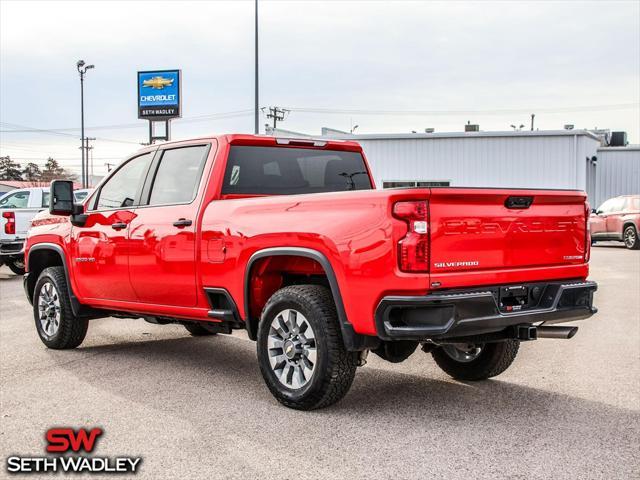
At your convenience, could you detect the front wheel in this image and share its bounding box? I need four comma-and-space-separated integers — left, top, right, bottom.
257, 285, 358, 410
431, 340, 519, 381
8, 258, 25, 275
624, 225, 640, 250
33, 267, 88, 349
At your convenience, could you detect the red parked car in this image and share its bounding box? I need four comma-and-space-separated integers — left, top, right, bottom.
590, 195, 640, 249
24, 135, 597, 410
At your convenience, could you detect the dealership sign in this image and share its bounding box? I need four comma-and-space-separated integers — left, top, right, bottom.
6, 427, 142, 474
137, 69, 181, 119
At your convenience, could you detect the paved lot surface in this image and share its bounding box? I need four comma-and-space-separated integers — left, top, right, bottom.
1, 244, 639, 479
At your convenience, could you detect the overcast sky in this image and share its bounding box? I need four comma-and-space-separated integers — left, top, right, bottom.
1, 0, 639, 177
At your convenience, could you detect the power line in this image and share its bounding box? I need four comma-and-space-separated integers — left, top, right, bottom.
5, 157, 122, 161
0, 110, 254, 134
0, 146, 74, 155
0, 121, 139, 145
0, 121, 77, 138
282, 102, 639, 117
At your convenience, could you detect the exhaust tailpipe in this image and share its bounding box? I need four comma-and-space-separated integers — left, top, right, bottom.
536, 326, 578, 339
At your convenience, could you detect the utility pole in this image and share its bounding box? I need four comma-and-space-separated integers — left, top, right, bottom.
264, 107, 289, 129
77, 60, 94, 189
254, 0, 259, 134
86, 137, 95, 185
78, 137, 95, 185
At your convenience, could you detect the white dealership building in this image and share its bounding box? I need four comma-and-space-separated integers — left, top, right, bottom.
270, 127, 639, 208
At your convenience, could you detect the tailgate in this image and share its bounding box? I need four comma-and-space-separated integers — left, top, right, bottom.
0, 209, 37, 240
429, 188, 588, 274
13, 209, 35, 237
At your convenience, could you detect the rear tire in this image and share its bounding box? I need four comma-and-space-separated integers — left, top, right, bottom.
432, 340, 519, 381
623, 225, 639, 250
8, 258, 25, 275
183, 323, 218, 336
257, 285, 358, 410
33, 267, 88, 349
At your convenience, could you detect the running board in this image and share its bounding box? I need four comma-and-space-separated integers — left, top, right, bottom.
207, 309, 236, 322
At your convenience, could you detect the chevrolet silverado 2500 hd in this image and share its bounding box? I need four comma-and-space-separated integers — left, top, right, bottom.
24, 135, 597, 410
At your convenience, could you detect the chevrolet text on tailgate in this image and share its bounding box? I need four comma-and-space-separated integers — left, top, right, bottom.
24, 134, 597, 410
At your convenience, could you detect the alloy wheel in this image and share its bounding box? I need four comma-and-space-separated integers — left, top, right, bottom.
624, 227, 636, 248
267, 309, 317, 389
38, 282, 61, 338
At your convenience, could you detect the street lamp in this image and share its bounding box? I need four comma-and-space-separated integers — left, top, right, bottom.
77, 60, 94, 188
254, 0, 259, 134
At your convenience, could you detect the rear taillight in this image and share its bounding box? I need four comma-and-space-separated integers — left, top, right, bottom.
585, 201, 591, 262
393, 200, 429, 272
3, 212, 15, 235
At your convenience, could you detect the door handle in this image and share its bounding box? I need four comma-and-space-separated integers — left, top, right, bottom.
173, 218, 192, 228
111, 222, 127, 230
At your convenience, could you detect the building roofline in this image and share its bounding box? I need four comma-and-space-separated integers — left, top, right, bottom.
323, 129, 601, 141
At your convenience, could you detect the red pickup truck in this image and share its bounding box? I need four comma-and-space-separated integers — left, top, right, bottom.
24, 134, 597, 410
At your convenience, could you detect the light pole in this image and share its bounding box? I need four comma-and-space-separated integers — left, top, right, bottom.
77, 60, 94, 188
254, 0, 259, 134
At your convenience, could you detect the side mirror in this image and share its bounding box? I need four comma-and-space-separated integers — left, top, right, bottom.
49, 180, 75, 216
591, 208, 597, 214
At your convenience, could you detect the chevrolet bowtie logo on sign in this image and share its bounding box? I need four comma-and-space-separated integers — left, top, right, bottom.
137, 69, 181, 120
142, 76, 174, 90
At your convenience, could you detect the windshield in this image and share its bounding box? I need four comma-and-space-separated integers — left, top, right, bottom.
222, 146, 372, 195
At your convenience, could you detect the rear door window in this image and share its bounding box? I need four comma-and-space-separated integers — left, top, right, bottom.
147, 145, 209, 205
222, 146, 372, 195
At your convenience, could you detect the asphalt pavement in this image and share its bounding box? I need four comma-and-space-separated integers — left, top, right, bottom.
1, 244, 638, 479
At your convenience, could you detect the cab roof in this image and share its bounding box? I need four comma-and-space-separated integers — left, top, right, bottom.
140, 134, 364, 153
